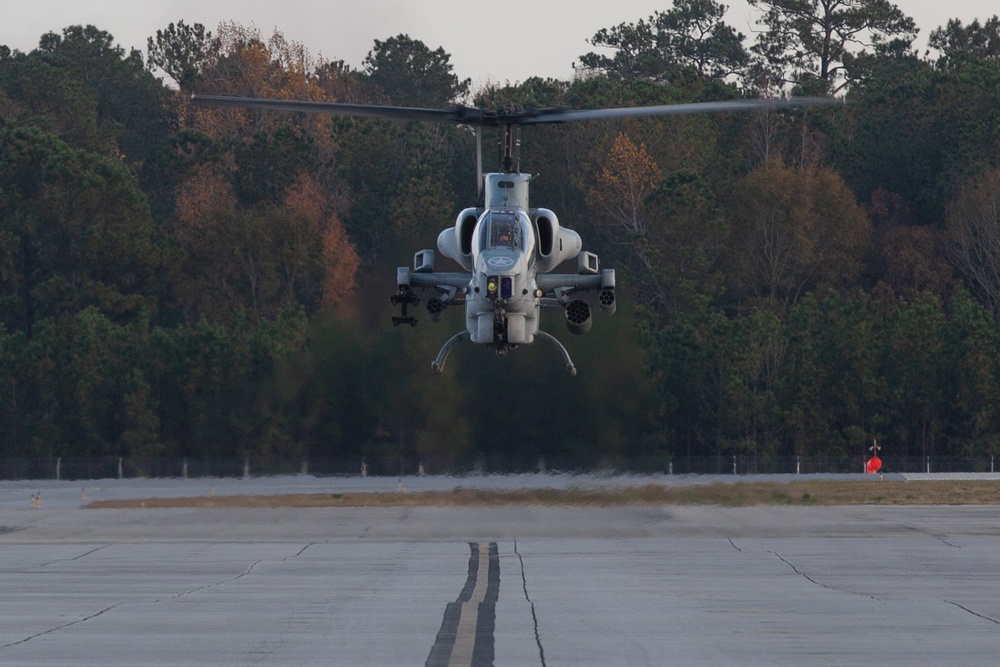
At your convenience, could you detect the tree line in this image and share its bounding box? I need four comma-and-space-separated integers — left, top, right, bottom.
3, 1, 1000, 471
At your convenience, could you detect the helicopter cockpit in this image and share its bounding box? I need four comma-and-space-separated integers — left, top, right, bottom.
479, 210, 534, 255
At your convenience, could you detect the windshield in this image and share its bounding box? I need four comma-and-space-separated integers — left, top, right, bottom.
483, 212, 522, 250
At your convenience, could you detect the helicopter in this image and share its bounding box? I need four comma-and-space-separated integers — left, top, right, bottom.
192, 93, 836, 375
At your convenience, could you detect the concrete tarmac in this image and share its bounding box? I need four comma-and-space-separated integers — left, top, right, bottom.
1, 477, 1000, 665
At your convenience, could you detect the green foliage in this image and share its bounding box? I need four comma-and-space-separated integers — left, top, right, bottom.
35, 25, 173, 163
646, 289, 1000, 463
335, 118, 468, 264
747, 0, 917, 91
929, 16, 1000, 65
363, 34, 470, 106
234, 124, 316, 207
836, 52, 1000, 224
578, 0, 749, 82
0, 125, 163, 332
146, 20, 215, 91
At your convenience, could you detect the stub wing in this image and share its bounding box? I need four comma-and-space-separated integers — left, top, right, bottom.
537, 269, 616, 312
391, 267, 471, 327
397, 267, 472, 292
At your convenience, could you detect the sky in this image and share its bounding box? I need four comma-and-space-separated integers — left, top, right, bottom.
0, 0, 996, 86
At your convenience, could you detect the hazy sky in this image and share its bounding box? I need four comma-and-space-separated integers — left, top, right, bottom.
0, 1, 995, 86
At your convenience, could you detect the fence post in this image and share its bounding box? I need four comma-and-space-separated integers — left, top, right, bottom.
733, 454, 737, 475
118, 457, 123, 479
56, 457, 61, 481
182, 459, 188, 479
243, 459, 250, 479
926, 456, 931, 474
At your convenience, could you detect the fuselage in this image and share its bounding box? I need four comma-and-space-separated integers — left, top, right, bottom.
436, 172, 582, 349
466, 207, 539, 345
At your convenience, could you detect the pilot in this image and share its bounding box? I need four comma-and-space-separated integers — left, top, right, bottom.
499, 230, 512, 245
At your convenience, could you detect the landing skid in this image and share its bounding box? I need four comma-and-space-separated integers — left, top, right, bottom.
431, 331, 469, 374
430, 330, 577, 376
536, 331, 577, 376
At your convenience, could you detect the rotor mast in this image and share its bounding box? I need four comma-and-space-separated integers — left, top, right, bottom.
500, 121, 521, 173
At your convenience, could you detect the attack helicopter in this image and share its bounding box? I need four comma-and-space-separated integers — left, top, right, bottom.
192, 93, 835, 375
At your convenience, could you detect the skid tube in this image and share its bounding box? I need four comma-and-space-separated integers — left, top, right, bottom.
430, 330, 577, 376
536, 331, 577, 376
431, 331, 469, 374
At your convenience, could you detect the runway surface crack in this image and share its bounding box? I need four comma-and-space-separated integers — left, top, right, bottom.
1, 600, 127, 648
771, 552, 881, 601
946, 600, 1000, 625
515, 539, 547, 667
904, 525, 961, 548
158, 543, 316, 603
289, 543, 314, 559
727, 538, 742, 552
40, 544, 111, 567
0, 543, 321, 650
170, 559, 264, 600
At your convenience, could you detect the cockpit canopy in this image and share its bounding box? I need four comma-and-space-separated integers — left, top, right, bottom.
478, 210, 534, 256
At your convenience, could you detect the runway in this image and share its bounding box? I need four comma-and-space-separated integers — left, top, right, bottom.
2, 478, 1000, 665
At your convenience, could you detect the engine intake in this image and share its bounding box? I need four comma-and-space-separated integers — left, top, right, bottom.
565, 299, 592, 335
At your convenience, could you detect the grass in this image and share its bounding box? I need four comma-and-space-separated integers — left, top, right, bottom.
85, 480, 1000, 509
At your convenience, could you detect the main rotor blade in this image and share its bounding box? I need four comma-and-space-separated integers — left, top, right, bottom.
191, 94, 839, 127
518, 97, 840, 124
190, 94, 486, 125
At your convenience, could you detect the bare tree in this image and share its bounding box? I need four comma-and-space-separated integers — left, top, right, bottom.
946, 168, 1000, 313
